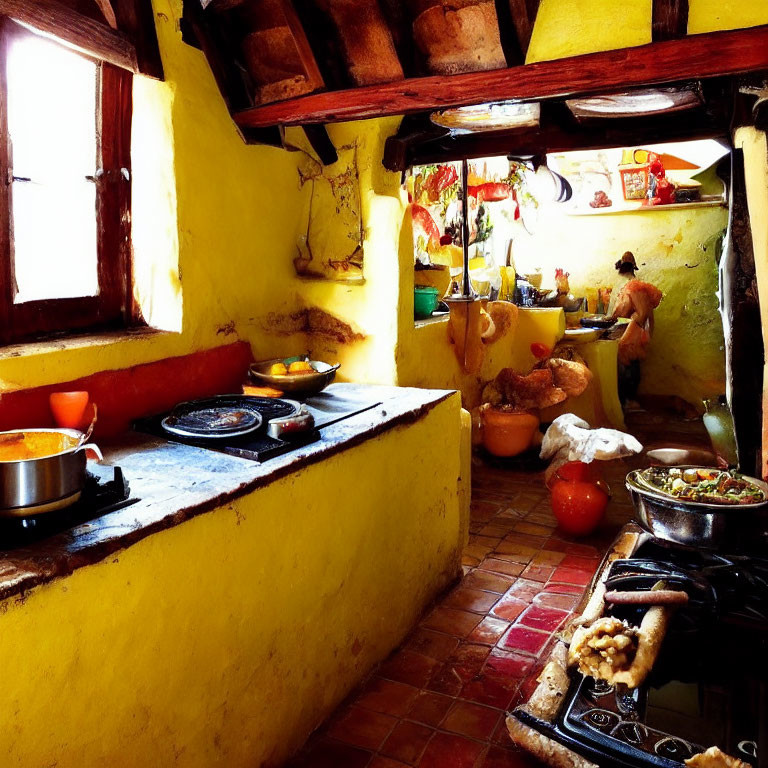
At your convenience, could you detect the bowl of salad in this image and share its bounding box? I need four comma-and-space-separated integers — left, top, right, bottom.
626, 466, 768, 549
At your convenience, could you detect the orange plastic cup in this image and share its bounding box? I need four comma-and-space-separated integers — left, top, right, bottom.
49, 391, 91, 430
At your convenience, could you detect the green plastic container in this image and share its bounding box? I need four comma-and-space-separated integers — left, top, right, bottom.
414, 286, 439, 319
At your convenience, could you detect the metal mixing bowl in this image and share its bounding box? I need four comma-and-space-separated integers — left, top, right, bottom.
626, 468, 768, 550
249, 358, 340, 397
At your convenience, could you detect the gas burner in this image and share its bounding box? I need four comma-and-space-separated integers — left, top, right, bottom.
0, 464, 136, 550
515, 529, 768, 768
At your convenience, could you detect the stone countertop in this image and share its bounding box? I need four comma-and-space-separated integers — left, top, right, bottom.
0, 384, 455, 601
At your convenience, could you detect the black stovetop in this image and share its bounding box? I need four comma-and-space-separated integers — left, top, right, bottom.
134, 397, 319, 463
517, 539, 768, 768
0, 463, 136, 550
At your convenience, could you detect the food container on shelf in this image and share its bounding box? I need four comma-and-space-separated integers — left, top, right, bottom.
414, 286, 439, 319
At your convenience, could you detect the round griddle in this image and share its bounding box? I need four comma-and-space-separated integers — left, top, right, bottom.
161, 396, 299, 439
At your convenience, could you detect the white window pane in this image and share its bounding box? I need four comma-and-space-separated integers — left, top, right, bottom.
12, 182, 98, 303
7, 29, 99, 302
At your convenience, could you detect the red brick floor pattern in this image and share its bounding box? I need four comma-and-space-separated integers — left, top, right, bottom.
286, 459, 636, 768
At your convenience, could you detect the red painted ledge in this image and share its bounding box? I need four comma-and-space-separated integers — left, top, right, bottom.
0, 341, 253, 438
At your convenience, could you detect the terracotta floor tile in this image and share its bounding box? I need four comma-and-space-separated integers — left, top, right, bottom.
549, 566, 593, 587
479, 745, 546, 768
511, 521, 555, 536
417, 732, 485, 768
558, 554, 601, 572
479, 523, 514, 538
544, 582, 585, 596
460, 671, 519, 709
533, 591, 578, 611
441, 700, 502, 741
444, 587, 501, 614
544, 538, 599, 557
529, 550, 565, 566
425, 663, 464, 696
498, 625, 550, 656
503, 579, 544, 604
493, 541, 540, 563
490, 595, 526, 622
470, 534, 503, 549
500, 532, 547, 549
290, 738, 373, 768
370, 757, 411, 768
327, 707, 397, 751
462, 570, 516, 594
462, 554, 482, 567
407, 691, 455, 726
444, 643, 492, 683
485, 649, 535, 679
491, 719, 513, 747
421, 607, 482, 638
520, 563, 555, 583
477, 559, 525, 577
517, 604, 569, 632
356, 678, 420, 717
381, 720, 434, 765
407, 628, 461, 662
467, 617, 510, 646
464, 544, 493, 562
379, 651, 440, 688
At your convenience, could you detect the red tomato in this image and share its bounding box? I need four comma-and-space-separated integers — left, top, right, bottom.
530, 342, 551, 360
550, 480, 608, 536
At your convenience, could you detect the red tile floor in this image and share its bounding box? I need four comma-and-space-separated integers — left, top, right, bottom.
286, 411, 710, 768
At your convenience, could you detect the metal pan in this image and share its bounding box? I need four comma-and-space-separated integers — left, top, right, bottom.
161, 396, 265, 439
0, 428, 102, 517
626, 468, 768, 550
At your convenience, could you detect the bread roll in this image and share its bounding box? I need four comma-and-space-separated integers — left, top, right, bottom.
413, 0, 507, 75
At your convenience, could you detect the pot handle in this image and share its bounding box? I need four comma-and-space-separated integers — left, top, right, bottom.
77, 442, 103, 462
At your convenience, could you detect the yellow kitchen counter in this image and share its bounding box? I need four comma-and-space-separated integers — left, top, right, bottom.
0, 384, 469, 768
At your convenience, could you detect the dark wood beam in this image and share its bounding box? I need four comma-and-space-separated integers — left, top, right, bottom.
0, 0, 138, 72
507, 0, 540, 56
234, 24, 768, 129
652, 0, 688, 41
113, 0, 164, 79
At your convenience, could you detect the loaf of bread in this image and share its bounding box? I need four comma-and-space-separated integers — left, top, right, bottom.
413, 0, 507, 75
316, 0, 404, 85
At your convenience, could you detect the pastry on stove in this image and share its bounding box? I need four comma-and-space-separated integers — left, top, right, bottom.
569, 599, 672, 688
685, 746, 750, 768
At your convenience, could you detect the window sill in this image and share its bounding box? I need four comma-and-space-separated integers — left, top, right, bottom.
0, 326, 174, 362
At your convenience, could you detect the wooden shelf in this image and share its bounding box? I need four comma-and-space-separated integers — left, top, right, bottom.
233, 24, 768, 129
567, 199, 727, 216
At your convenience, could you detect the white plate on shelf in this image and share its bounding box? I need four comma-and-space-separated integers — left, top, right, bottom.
563, 328, 601, 344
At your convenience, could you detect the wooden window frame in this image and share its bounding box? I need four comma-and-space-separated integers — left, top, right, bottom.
0, 18, 134, 346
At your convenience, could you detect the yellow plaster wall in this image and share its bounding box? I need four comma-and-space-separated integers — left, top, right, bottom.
513, 204, 728, 408
527, 0, 768, 64
0, 397, 465, 768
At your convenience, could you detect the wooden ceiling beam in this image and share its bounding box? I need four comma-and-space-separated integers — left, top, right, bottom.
652, 0, 689, 41
234, 24, 768, 129
507, 0, 540, 57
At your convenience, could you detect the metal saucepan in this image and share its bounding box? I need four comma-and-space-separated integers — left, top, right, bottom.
0, 428, 102, 517
626, 467, 768, 550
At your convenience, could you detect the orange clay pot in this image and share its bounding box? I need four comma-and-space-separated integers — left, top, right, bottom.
481, 408, 540, 457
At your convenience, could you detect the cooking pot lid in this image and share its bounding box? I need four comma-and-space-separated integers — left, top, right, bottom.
162, 397, 263, 439
160, 395, 299, 439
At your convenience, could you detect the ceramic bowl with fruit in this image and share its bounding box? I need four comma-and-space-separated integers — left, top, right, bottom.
248, 356, 340, 397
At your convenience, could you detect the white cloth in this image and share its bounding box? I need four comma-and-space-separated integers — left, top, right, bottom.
540, 414, 643, 481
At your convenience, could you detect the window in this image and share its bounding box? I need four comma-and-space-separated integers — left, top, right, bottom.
0, 19, 133, 345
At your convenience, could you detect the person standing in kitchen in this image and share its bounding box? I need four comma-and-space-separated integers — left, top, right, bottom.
608, 251, 663, 406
